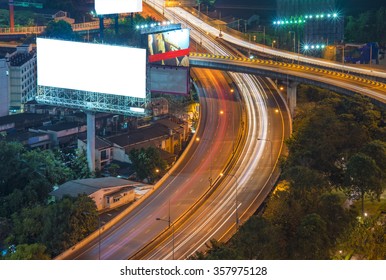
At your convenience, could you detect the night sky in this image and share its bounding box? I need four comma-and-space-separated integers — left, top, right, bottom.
216, 0, 385, 15
339, 0, 385, 15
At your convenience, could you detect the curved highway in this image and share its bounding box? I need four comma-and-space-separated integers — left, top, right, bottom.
190, 54, 386, 104
127, 4, 291, 259
137, 73, 290, 259
61, 65, 246, 260
59, 2, 288, 259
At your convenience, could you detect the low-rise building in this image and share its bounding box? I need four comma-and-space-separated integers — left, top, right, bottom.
78, 135, 115, 171
107, 117, 189, 157
0, 113, 51, 133
30, 121, 86, 147
50, 177, 144, 212
5, 131, 52, 150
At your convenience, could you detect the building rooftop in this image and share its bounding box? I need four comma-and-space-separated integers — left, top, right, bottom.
40, 121, 85, 132
0, 47, 16, 59
0, 113, 50, 126
107, 123, 170, 147
9, 51, 36, 67
78, 133, 113, 150
5, 130, 49, 143
51, 177, 140, 199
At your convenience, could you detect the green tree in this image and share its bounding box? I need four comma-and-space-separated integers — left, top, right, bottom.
283, 165, 328, 201
262, 186, 304, 258
108, 163, 120, 177
285, 105, 346, 175
344, 153, 383, 216
4, 243, 50, 260
0, 141, 25, 196
231, 216, 281, 259
41, 195, 98, 257
20, 148, 73, 203
335, 217, 386, 260
68, 149, 92, 179
0, 141, 74, 217
9, 205, 45, 245
190, 239, 240, 260
129, 147, 167, 183
317, 193, 355, 243
360, 140, 386, 176
293, 213, 330, 259
43, 20, 77, 40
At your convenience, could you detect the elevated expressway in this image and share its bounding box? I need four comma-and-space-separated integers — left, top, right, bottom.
59, 3, 385, 259
189, 53, 386, 111
146, 0, 386, 82
60, 63, 288, 260
60, 3, 291, 260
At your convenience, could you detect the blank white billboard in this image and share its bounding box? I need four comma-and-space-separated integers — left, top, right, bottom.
37, 38, 146, 98
95, 0, 142, 15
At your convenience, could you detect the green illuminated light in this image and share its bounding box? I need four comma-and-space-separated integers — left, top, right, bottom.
273, 11, 339, 26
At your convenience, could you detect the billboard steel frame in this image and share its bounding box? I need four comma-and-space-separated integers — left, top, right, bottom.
36, 86, 149, 116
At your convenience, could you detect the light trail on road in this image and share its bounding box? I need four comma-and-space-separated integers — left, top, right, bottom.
146, 0, 386, 80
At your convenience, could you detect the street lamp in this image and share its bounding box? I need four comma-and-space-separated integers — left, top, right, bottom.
196, 137, 213, 186
257, 138, 272, 166
220, 173, 239, 228
271, 40, 276, 48
156, 213, 175, 260
289, 31, 296, 63
219, 108, 235, 155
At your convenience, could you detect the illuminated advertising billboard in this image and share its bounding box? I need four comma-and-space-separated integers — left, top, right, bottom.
148, 28, 190, 67
37, 38, 146, 98
95, 0, 142, 15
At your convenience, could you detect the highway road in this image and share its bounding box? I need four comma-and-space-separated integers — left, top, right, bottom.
145, 0, 386, 81
190, 54, 386, 105
126, 4, 292, 260
59, 2, 301, 260
136, 72, 290, 259
61, 66, 246, 259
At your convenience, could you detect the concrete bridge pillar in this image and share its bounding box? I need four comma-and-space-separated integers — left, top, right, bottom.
287, 81, 298, 117
87, 111, 96, 172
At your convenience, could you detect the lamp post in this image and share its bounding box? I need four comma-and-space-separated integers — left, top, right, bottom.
196, 137, 213, 186
156, 211, 175, 260
220, 173, 239, 228
289, 31, 295, 63
219, 108, 235, 155
257, 138, 272, 166
155, 165, 174, 259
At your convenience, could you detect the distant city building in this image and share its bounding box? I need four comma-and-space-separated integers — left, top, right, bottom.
0, 113, 51, 133
276, 0, 344, 45
0, 48, 12, 117
0, 44, 37, 116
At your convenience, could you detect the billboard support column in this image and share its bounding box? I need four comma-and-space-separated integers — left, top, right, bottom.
99, 15, 104, 40
115, 14, 119, 35
87, 111, 96, 172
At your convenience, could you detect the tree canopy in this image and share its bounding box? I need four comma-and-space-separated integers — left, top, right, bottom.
43, 20, 78, 40
0, 140, 95, 258
129, 147, 167, 183
193, 85, 386, 260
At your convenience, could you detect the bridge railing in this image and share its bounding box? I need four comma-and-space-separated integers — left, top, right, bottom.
0, 19, 112, 34
72, 19, 112, 31
0, 26, 46, 34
